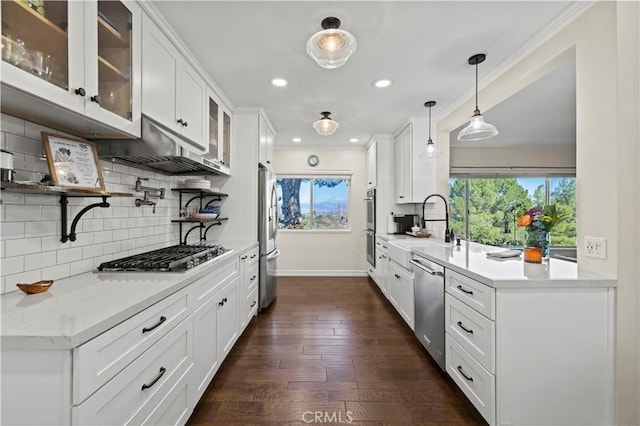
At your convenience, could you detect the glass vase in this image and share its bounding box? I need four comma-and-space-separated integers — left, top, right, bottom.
525, 230, 550, 263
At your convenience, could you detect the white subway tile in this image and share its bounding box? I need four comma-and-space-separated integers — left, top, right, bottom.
24, 220, 57, 238
1, 114, 25, 136
103, 241, 121, 255
142, 227, 155, 237
121, 173, 137, 186
82, 219, 104, 232
148, 235, 160, 246
94, 207, 113, 219
102, 170, 121, 184
112, 163, 131, 174
5, 205, 41, 222
1, 222, 25, 240
41, 205, 61, 221
1, 255, 24, 276
83, 244, 104, 259
121, 239, 135, 251
24, 194, 58, 205
128, 248, 143, 256
24, 120, 71, 140
93, 230, 113, 243
107, 197, 122, 207
41, 264, 70, 280
24, 251, 57, 270
142, 170, 155, 179
6, 237, 41, 255
42, 235, 66, 252
57, 247, 82, 264
111, 207, 129, 218
112, 229, 129, 240
68, 233, 93, 247
103, 218, 122, 230
5, 133, 42, 157
93, 254, 113, 269
134, 237, 149, 248
70, 259, 94, 276
5, 269, 41, 291
0, 192, 25, 204
100, 160, 113, 171
128, 228, 142, 238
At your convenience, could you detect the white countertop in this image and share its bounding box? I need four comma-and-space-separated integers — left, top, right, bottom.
0, 241, 257, 350
402, 237, 615, 289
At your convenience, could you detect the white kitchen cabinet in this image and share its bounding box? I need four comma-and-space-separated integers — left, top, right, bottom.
366, 142, 377, 189
393, 120, 435, 204
204, 88, 232, 173
238, 246, 259, 332
142, 12, 206, 150
444, 268, 615, 425
216, 278, 239, 361
373, 237, 389, 296
1, 0, 142, 137
388, 260, 414, 330
258, 113, 275, 168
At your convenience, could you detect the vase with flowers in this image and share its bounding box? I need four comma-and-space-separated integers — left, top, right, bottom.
517, 204, 564, 263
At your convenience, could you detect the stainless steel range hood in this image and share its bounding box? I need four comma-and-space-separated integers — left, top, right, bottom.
93, 115, 229, 176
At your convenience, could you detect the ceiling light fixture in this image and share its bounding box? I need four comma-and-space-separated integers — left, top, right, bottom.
349, 138, 359, 143
271, 78, 288, 87
306, 17, 357, 69
312, 111, 339, 136
457, 53, 499, 141
373, 79, 392, 88
419, 101, 436, 158
292, 137, 302, 143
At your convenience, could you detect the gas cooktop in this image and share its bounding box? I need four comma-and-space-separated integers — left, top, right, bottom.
97, 244, 227, 272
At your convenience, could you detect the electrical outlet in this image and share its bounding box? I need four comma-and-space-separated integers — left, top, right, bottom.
584, 236, 607, 259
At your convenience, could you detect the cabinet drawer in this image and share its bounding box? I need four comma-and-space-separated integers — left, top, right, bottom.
446, 269, 495, 319
246, 286, 259, 322
73, 287, 191, 405
73, 316, 193, 425
192, 258, 239, 308
141, 366, 192, 426
241, 247, 259, 267
445, 294, 495, 373
446, 335, 495, 425
245, 262, 259, 294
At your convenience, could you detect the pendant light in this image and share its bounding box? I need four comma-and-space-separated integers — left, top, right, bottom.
306, 17, 357, 69
457, 53, 499, 141
312, 111, 339, 136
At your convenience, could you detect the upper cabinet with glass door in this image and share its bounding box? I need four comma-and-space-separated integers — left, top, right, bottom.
203, 87, 231, 175
0, 0, 141, 137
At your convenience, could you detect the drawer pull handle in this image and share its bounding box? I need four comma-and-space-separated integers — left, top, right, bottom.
251, 301, 257, 307
241, 255, 248, 260
219, 297, 228, 306
457, 285, 474, 295
142, 316, 166, 333
383, 245, 388, 249
457, 321, 474, 334
395, 274, 400, 279
141, 366, 166, 390
457, 365, 474, 382
250, 275, 257, 281
250, 254, 257, 259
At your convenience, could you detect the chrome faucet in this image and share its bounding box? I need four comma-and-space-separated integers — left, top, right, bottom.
135, 197, 157, 214
422, 193, 452, 243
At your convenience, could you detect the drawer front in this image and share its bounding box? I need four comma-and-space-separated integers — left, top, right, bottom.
73, 287, 191, 405
246, 286, 259, 322
445, 294, 495, 373
73, 316, 193, 425
446, 335, 495, 425
192, 258, 239, 307
241, 246, 259, 267
245, 262, 259, 294
446, 269, 495, 319
141, 366, 192, 426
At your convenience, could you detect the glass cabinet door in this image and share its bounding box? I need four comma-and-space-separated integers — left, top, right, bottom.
1, 0, 69, 90
222, 110, 231, 167
208, 97, 219, 160
96, 0, 132, 120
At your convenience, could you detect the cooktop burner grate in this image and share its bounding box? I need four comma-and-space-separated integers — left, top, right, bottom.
97, 244, 227, 272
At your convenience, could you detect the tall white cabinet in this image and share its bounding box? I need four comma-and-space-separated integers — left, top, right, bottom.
393, 120, 436, 204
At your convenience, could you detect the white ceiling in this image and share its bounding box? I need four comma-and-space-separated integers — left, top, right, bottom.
152, 1, 578, 148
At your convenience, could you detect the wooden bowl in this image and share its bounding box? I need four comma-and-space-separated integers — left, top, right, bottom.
16, 280, 54, 295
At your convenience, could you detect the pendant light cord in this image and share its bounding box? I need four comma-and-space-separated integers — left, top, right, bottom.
475, 62, 479, 111
428, 106, 432, 139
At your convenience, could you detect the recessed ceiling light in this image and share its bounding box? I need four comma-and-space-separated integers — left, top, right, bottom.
373, 79, 392, 88
292, 137, 302, 143
271, 78, 288, 87
349, 138, 359, 143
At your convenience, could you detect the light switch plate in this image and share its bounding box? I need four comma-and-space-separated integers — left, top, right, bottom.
584, 236, 607, 259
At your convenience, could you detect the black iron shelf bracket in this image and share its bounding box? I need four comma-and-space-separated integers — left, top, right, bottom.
203, 221, 224, 240
181, 222, 205, 245
60, 195, 110, 243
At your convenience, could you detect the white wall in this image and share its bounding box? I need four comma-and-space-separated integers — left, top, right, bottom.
0, 114, 182, 295
274, 147, 367, 276
435, 2, 639, 422
450, 146, 575, 171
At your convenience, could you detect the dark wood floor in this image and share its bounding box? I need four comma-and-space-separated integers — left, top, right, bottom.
187, 277, 486, 425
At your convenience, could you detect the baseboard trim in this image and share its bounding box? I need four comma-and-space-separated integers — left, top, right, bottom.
277, 270, 368, 277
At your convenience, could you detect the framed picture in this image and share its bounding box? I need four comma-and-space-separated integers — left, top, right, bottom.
41, 132, 105, 191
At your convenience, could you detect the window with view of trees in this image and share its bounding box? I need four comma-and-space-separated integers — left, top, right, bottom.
449, 177, 576, 247
276, 177, 349, 230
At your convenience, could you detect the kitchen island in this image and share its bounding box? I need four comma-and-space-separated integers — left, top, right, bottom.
376, 235, 616, 426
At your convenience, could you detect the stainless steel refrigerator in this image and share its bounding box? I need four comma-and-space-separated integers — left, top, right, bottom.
258, 164, 279, 310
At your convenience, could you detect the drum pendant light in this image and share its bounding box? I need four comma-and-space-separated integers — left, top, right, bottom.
419, 101, 437, 158
306, 17, 357, 69
457, 53, 499, 141
312, 111, 339, 136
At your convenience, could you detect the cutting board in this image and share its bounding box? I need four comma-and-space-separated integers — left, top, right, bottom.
406, 231, 431, 238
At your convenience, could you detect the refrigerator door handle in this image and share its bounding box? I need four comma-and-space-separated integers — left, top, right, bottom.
267, 249, 281, 260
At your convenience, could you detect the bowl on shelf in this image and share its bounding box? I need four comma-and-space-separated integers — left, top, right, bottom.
411, 226, 421, 233
16, 280, 53, 295
195, 212, 219, 220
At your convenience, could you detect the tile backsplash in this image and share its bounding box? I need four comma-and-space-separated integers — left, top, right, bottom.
0, 114, 192, 294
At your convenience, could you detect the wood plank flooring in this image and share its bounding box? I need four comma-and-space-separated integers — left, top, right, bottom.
187, 277, 487, 425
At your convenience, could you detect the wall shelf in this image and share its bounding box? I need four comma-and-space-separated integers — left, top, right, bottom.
170, 188, 229, 244
1, 182, 131, 242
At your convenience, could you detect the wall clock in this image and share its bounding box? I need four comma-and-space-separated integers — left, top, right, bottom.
307, 154, 319, 167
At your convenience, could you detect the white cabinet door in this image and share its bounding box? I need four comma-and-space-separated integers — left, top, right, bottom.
258, 114, 274, 167
177, 61, 206, 150
265, 124, 275, 168
367, 142, 377, 189
394, 125, 411, 203
217, 277, 239, 361
142, 13, 177, 131
191, 290, 220, 406
389, 261, 414, 330
394, 121, 435, 203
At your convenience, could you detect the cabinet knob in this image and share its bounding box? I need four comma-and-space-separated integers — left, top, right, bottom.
266, 160, 271, 164
395, 274, 400, 279
177, 118, 185, 126
219, 300, 225, 306
90, 95, 101, 104
250, 301, 257, 307
241, 255, 248, 260
250, 275, 257, 281
399, 195, 404, 199
74, 87, 86, 97
183, 121, 188, 127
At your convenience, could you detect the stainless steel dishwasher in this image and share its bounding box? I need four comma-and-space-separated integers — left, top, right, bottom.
411, 257, 445, 371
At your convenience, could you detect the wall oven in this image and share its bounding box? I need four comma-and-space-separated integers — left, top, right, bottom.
366, 229, 375, 267
365, 188, 375, 231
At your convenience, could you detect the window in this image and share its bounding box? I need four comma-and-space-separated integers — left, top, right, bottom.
276, 177, 350, 230
449, 177, 576, 247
